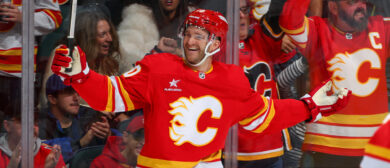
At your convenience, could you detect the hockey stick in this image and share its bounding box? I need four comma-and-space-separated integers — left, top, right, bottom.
65, 0, 77, 72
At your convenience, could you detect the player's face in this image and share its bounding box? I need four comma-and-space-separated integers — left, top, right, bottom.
159, 0, 180, 12
337, 0, 368, 31
240, 0, 250, 40
96, 20, 113, 57
183, 26, 210, 65
56, 89, 80, 116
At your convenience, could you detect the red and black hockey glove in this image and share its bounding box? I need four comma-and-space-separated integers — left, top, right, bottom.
301, 80, 351, 122
51, 45, 90, 85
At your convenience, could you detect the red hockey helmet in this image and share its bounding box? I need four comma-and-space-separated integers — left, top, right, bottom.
183, 9, 228, 44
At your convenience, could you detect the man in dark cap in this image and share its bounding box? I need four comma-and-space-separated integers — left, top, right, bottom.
39, 74, 111, 163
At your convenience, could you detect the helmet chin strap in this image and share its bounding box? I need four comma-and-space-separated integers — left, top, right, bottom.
182, 35, 221, 67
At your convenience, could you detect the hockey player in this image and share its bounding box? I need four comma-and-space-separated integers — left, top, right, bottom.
279, 0, 390, 167
51, 9, 350, 168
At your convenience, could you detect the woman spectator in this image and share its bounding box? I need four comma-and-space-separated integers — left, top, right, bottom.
73, 11, 120, 76
41, 10, 121, 108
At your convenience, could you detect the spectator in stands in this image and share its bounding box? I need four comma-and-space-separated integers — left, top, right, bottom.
90, 113, 144, 168
279, 0, 390, 167
39, 74, 111, 163
0, 102, 65, 168
117, 0, 190, 73
0, 0, 62, 112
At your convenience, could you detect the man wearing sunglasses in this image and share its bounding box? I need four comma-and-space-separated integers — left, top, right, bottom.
279, 0, 389, 167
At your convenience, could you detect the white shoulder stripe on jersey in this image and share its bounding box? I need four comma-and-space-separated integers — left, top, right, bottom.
109, 76, 126, 112
383, 18, 390, 21
361, 155, 390, 168
243, 97, 271, 131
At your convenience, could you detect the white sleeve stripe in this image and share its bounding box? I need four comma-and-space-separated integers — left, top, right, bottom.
289, 31, 308, 43
361, 155, 390, 168
243, 98, 271, 131
109, 76, 126, 112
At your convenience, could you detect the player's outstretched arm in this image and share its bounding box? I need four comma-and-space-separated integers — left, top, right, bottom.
51, 45, 130, 112
240, 80, 351, 134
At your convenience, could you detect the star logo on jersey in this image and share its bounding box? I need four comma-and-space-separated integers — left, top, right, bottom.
165, 78, 182, 92
169, 79, 180, 87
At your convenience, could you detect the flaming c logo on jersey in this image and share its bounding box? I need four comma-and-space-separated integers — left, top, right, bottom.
327, 48, 380, 97
169, 96, 222, 146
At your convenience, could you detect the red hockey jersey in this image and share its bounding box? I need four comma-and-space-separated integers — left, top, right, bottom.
360, 114, 390, 168
72, 53, 311, 167
280, 0, 389, 156
238, 22, 294, 161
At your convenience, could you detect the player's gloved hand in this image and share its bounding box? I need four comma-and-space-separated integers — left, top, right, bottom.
51, 45, 90, 85
301, 80, 351, 122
